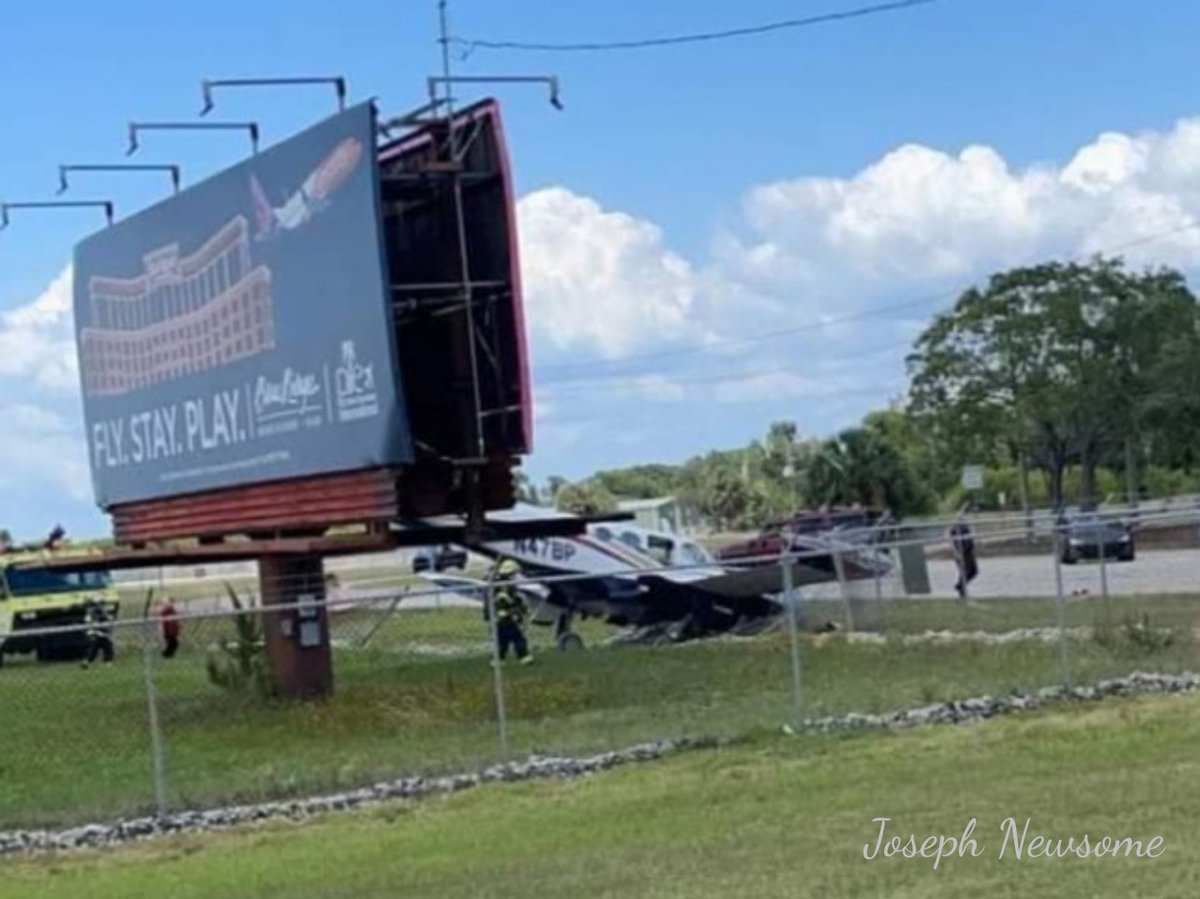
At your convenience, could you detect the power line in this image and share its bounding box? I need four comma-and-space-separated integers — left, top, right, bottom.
536, 218, 1200, 381
538, 293, 944, 377
454, 0, 941, 53
541, 336, 914, 393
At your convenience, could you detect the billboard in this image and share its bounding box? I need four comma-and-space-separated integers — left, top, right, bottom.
73, 102, 412, 509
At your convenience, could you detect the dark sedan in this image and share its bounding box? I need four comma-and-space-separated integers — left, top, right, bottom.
1060, 515, 1135, 564
411, 544, 469, 574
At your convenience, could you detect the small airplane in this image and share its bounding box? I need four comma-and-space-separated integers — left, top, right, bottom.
415, 504, 891, 650
250, 136, 363, 239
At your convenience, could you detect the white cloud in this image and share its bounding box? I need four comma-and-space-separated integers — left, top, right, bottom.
0, 402, 91, 502
518, 116, 1200, 374
0, 266, 78, 393
517, 188, 699, 357
0, 269, 92, 512
717, 115, 1200, 321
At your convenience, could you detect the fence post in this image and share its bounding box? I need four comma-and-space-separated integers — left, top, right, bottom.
1098, 539, 1110, 603
1052, 530, 1073, 689
482, 576, 509, 760
833, 549, 855, 631
141, 603, 170, 818
781, 551, 804, 732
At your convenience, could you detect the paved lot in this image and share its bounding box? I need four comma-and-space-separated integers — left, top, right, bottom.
924, 548, 1200, 599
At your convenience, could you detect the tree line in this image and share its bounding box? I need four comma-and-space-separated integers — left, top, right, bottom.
527, 256, 1200, 530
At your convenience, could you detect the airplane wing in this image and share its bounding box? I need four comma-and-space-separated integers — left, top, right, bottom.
415, 572, 558, 619
675, 554, 885, 599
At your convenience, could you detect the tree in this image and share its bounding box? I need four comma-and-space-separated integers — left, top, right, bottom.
514, 471, 540, 505
907, 258, 1198, 508
804, 426, 928, 516
592, 464, 681, 500
554, 481, 618, 516
701, 469, 752, 530
544, 475, 568, 503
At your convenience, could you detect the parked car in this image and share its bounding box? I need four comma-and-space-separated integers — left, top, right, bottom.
1060, 514, 1135, 564
411, 544, 468, 573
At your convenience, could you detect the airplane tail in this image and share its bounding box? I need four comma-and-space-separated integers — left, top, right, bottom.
249, 174, 275, 239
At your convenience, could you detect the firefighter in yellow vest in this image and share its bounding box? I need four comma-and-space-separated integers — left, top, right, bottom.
490, 558, 532, 664
81, 599, 115, 668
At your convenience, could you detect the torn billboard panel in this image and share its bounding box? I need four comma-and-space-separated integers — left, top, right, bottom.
73, 102, 412, 509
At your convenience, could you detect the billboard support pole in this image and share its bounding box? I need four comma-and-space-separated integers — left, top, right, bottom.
200, 76, 348, 117
58, 164, 182, 196
0, 200, 114, 231
127, 122, 260, 157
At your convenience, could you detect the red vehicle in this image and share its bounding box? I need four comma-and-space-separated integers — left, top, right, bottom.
717, 507, 886, 563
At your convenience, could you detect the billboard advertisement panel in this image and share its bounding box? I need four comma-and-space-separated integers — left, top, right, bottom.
73, 102, 412, 509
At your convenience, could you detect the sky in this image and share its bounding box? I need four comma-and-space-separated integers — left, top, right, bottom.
4, 0, 1200, 539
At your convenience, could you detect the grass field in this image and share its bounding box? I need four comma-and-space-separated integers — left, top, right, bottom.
4, 590, 1200, 830
3, 691, 1199, 898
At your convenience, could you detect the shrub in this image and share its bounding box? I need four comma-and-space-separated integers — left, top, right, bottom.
205, 583, 269, 696
1092, 613, 1177, 656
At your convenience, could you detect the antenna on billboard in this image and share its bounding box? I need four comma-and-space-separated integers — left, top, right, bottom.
127, 121, 260, 157
426, 75, 563, 113
58, 164, 182, 196
0, 200, 115, 231
200, 76, 348, 116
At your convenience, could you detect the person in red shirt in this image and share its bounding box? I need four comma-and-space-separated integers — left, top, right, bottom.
158, 599, 181, 659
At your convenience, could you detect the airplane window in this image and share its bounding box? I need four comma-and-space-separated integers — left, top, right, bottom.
594, 527, 613, 542
646, 535, 673, 566
677, 542, 710, 566
619, 532, 642, 551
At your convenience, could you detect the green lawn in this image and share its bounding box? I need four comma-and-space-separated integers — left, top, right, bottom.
4, 593, 1200, 830
804, 591, 1200, 635
4, 692, 1199, 898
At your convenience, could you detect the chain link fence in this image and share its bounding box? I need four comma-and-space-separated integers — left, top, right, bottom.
4, 505, 1200, 831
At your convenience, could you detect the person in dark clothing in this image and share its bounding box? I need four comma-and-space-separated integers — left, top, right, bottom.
949, 520, 978, 598
158, 598, 180, 659
489, 558, 532, 664
81, 601, 115, 667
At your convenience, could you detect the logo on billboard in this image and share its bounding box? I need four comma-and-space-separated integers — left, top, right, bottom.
335, 340, 379, 422
252, 366, 325, 437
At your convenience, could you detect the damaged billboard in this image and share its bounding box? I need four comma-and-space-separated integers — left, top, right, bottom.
73, 101, 412, 509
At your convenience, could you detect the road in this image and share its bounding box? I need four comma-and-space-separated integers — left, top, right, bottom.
923, 548, 1200, 599
112, 545, 1200, 607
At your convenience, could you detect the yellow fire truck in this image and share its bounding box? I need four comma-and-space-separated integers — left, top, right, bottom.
0, 538, 119, 666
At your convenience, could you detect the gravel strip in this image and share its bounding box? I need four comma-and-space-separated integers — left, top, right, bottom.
0, 739, 713, 857
843, 626, 1094, 645
796, 670, 1200, 733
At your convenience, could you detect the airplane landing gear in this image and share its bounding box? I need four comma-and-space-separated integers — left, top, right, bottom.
557, 631, 584, 651
554, 611, 584, 651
